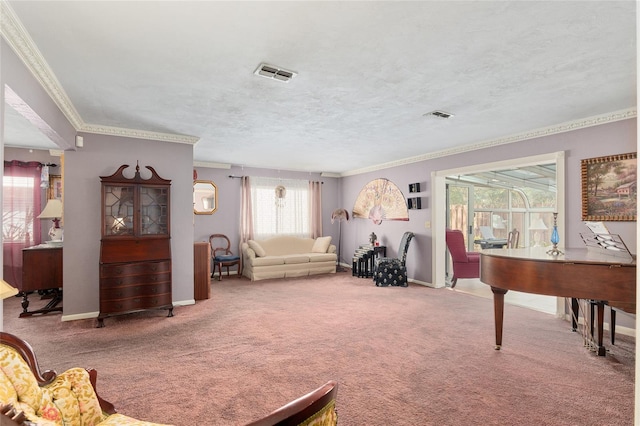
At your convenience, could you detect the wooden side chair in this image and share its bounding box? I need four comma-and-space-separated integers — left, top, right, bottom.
507, 228, 520, 248
209, 234, 241, 281
245, 380, 338, 426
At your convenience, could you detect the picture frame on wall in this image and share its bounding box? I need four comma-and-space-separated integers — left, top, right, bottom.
581, 152, 636, 221
48, 175, 62, 200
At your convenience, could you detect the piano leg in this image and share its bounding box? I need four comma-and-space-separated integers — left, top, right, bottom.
595, 301, 606, 356
571, 298, 579, 331
491, 287, 508, 350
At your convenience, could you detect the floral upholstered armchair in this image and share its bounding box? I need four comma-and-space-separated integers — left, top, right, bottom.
0, 332, 171, 426
373, 232, 415, 287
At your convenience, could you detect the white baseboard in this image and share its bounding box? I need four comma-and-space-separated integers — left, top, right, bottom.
62, 299, 195, 322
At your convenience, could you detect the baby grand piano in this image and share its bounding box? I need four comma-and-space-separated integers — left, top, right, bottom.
480, 247, 636, 356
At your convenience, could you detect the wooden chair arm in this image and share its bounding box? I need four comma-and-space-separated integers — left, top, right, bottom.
0, 332, 56, 385
87, 368, 117, 415
1, 403, 28, 425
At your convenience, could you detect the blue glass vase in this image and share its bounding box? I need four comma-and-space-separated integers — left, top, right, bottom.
547, 212, 562, 256
551, 225, 559, 245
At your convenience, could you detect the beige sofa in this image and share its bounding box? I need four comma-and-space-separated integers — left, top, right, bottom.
241, 236, 337, 281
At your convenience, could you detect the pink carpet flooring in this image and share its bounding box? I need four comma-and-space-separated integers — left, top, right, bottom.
3, 271, 635, 425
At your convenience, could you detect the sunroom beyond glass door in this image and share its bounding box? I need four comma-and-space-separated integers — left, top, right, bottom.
447, 184, 472, 250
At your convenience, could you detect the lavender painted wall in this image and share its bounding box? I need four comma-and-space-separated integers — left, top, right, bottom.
192, 166, 340, 255
341, 118, 637, 285
64, 134, 194, 316
3, 40, 195, 319
1, 35, 636, 322
1, 39, 76, 150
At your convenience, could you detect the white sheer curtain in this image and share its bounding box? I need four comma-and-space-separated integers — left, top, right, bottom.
250, 177, 310, 240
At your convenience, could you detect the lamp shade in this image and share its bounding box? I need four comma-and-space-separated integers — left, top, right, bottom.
0, 279, 18, 299
529, 218, 548, 231
331, 208, 349, 224
37, 199, 63, 219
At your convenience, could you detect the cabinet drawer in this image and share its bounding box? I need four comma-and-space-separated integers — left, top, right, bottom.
100, 282, 171, 299
99, 294, 172, 314
100, 261, 171, 278
100, 272, 171, 288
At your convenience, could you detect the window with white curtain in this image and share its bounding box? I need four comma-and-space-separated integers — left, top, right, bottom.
251, 177, 310, 239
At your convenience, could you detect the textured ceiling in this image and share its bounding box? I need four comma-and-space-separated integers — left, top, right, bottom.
2, 1, 636, 175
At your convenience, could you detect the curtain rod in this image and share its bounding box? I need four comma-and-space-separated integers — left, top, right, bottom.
228, 175, 322, 183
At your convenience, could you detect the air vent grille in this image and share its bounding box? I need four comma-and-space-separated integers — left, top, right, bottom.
424, 110, 454, 119
254, 63, 297, 83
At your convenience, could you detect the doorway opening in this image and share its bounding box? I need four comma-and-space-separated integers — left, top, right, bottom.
433, 152, 565, 315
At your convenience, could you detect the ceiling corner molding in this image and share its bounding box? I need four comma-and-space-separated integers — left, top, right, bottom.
193, 161, 231, 169
341, 108, 637, 177
320, 172, 341, 178
1, 0, 84, 130
2, 1, 198, 147
80, 123, 200, 145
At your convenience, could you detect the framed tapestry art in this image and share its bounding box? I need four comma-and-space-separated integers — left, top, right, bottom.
352, 178, 409, 225
581, 152, 636, 221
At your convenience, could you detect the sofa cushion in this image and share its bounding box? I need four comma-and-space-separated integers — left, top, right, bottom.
46, 367, 104, 426
0, 345, 62, 424
251, 256, 286, 267
248, 240, 266, 257
308, 253, 337, 263
256, 237, 315, 256
311, 236, 332, 253
0, 346, 45, 414
284, 255, 311, 264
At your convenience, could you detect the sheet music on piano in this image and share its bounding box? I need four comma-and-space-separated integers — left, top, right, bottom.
581, 221, 633, 262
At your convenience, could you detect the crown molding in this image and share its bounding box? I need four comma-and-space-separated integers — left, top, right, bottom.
3, 0, 635, 168
193, 161, 231, 169
341, 108, 637, 177
320, 172, 341, 178
1, 0, 84, 130
1, 0, 200, 145
80, 124, 199, 145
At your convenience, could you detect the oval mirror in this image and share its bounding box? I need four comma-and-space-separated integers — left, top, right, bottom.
193, 180, 218, 215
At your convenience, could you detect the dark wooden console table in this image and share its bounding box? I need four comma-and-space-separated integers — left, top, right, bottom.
352, 245, 386, 278
20, 244, 63, 317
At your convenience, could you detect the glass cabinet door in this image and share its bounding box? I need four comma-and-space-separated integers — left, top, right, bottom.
103, 184, 134, 236
140, 186, 169, 235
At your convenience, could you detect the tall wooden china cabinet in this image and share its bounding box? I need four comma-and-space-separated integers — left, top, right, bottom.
98, 163, 173, 327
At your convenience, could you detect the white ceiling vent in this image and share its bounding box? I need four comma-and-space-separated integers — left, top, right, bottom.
254, 63, 297, 83
424, 110, 455, 119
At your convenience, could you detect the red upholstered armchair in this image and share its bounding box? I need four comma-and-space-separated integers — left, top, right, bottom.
445, 229, 480, 288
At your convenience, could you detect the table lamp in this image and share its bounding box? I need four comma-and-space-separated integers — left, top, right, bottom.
0, 279, 18, 299
37, 199, 63, 241
529, 217, 547, 247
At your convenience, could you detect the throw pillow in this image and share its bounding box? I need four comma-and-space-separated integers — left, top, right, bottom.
312, 236, 332, 253
248, 240, 266, 257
